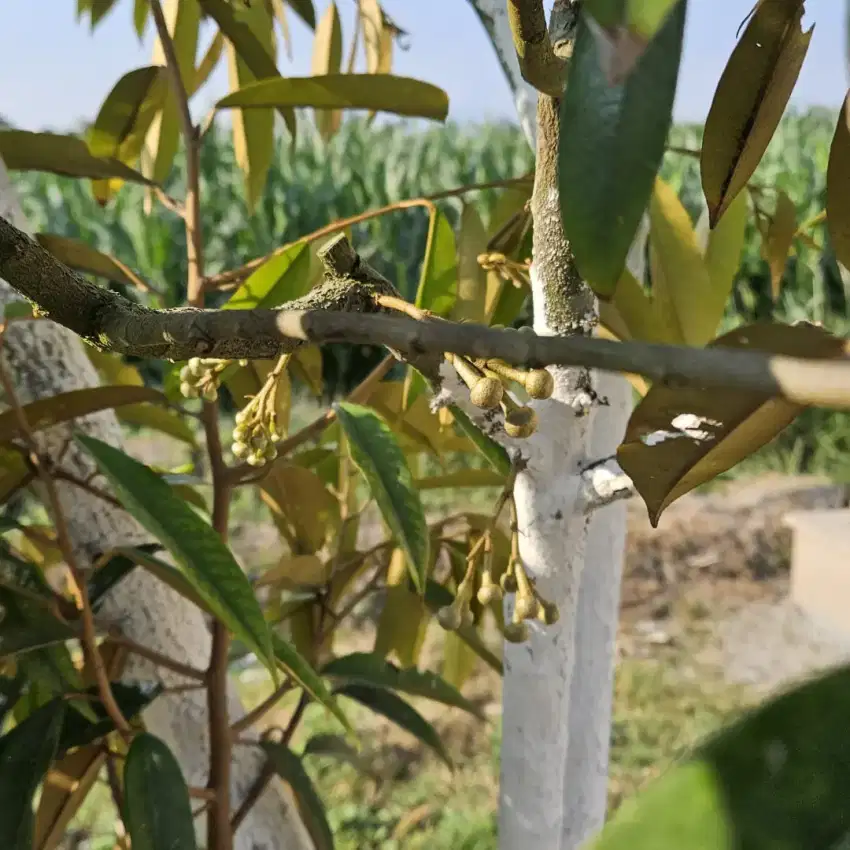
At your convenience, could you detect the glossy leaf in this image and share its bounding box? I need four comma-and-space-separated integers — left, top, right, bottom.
0, 700, 65, 850
701, 0, 813, 225
414, 208, 457, 315
449, 406, 511, 475
591, 664, 850, 850
217, 74, 450, 122
124, 734, 197, 850
311, 1, 343, 141
77, 435, 276, 674
618, 323, 848, 526
0, 386, 163, 444
334, 403, 429, 592
559, 2, 686, 296
337, 684, 451, 767
34, 745, 105, 850
0, 131, 154, 183
35, 233, 150, 291
323, 651, 483, 718
262, 743, 334, 850
764, 190, 797, 300
270, 633, 351, 734
827, 90, 850, 272
224, 242, 311, 309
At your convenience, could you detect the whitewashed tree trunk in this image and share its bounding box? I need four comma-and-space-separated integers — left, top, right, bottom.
0, 160, 312, 850
463, 3, 640, 848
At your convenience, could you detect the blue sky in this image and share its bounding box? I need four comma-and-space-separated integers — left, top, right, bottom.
0, 1, 845, 131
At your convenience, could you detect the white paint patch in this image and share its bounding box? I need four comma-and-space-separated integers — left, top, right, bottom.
642, 413, 721, 447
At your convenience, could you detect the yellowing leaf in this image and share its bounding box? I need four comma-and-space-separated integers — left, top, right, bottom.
86, 349, 144, 386
144, 0, 201, 186
373, 549, 429, 667
702, 190, 749, 325
117, 404, 196, 445
291, 345, 324, 397
764, 190, 797, 300
257, 554, 327, 589
311, 1, 343, 142
0, 131, 154, 184
701, 0, 813, 225
618, 322, 848, 526
190, 30, 225, 96
442, 631, 477, 691
216, 75, 450, 121
600, 269, 669, 344
452, 203, 488, 324
827, 90, 850, 272
360, 0, 384, 73
35, 234, 151, 291
414, 209, 457, 316
649, 178, 713, 345
225, 3, 275, 213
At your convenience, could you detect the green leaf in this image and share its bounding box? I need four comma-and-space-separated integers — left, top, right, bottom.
0, 674, 23, 728
3, 301, 34, 321
414, 209, 457, 316
333, 403, 429, 592
591, 664, 850, 850
0, 590, 76, 659
0, 131, 155, 184
270, 632, 352, 734
0, 386, 165, 444
116, 404, 196, 445
618, 323, 848, 526
133, 0, 149, 38
0, 700, 65, 850
58, 683, 162, 754
336, 684, 452, 767
224, 242, 311, 310
827, 91, 850, 273
303, 734, 372, 775
559, 1, 687, 297
35, 234, 151, 291
323, 651, 484, 718
87, 544, 160, 609
124, 734, 197, 850
76, 436, 276, 676
701, 0, 813, 226
262, 742, 334, 850
702, 191, 748, 329
286, 0, 316, 29
217, 74, 449, 122
448, 406, 511, 476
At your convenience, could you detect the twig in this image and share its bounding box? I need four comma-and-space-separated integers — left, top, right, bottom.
107, 633, 207, 682
231, 679, 294, 736
0, 331, 131, 738
507, 0, 566, 96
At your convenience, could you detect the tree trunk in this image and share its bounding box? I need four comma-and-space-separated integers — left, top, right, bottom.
0, 160, 312, 850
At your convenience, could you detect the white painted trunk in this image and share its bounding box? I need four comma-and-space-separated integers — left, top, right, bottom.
0, 160, 311, 850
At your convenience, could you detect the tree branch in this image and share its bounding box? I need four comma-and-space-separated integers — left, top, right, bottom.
506, 0, 567, 95
3, 216, 850, 408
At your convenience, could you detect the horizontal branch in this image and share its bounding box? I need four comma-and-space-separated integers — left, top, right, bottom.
3, 216, 850, 409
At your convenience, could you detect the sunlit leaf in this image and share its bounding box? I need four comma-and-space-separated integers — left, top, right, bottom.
77, 436, 276, 675
702, 190, 748, 325
262, 743, 334, 850
591, 664, 850, 850
0, 131, 155, 183
124, 734, 197, 850
334, 403, 429, 592
618, 323, 848, 526
224, 242, 311, 309
0, 700, 65, 850
116, 403, 196, 445
452, 203, 488, 324
701, 0, 813, 225
190, 30, 225, 95
442, 631, 478, 691
35, 234, 151, 291
559, 2, 686, 296
34, 745, 105, 850
216, 74, 450, 121
373, 549, 429, 667
448, 406, 511, 475
414, 208, 457, 316
324, 651, 483, 717
336, 684, 451, 766
0, 386, 163, 444
311, 1, 343, 141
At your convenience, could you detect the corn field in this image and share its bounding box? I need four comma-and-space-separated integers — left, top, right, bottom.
11, 109, 850, 478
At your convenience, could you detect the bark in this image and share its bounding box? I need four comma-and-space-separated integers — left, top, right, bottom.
0, 159, 312, 850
